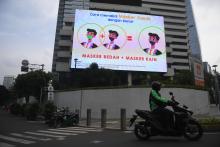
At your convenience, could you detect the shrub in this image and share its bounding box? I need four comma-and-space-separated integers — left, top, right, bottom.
198, 117, 220, 125
20, 104, 28, 117
10, 103, 21, 115
25, 103, 40, 120
43, 102, 57, 121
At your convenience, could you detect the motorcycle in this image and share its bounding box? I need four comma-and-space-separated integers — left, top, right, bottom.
129, 92, 203, 141
47, 107, 79, 128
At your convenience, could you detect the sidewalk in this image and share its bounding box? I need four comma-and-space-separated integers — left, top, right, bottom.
78, 115, 220, 132
79, 119, 133, 130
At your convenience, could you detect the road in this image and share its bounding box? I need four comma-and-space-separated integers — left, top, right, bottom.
0, 110, 220, 147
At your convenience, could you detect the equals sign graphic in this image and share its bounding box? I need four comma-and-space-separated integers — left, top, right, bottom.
127, 36, 132, 41
100, 34, 105, 38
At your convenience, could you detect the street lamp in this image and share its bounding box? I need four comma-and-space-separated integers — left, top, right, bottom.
212, 65, 218, 73
74, 58, 78, 69
21, 59, 45, 72
212, 65, 220, 109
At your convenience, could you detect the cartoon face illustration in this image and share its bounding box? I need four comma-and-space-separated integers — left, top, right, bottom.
108, 30, 119, 41
103, 30, 120, 50
86, 29, 97, 40
80, 28, 98, 49
143, 33, 162, 56
148, 33, 160, 46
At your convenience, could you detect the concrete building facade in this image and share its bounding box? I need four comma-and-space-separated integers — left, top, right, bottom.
3, 76, 15, 90
52, 0, 201, 78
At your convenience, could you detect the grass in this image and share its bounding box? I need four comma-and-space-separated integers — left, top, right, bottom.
198, 117, 220, 125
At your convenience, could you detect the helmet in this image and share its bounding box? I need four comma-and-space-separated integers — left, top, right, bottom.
151, 81, 161, 91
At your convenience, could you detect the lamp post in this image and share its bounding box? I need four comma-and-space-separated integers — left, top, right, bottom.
74, 58, 78, 69
212, 65, 220, 109
213, 65, 217, 73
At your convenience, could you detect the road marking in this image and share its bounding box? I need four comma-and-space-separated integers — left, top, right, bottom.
48, 129, 88, 134
0, 134, 35, 144
123, 131, 133, 133
24, 131, 65, 139
60, 127, 102, 132
204, 132, 220, 135
0, 142, 15, 147
37, 130, 78, 136
106, 121, 119, 124
90, 140, 103, 144
66, 127, 102, 130
10, 133, 51, 141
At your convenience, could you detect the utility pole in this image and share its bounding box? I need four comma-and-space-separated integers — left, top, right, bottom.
74, 58, 78, 69
212, 65, 220, 110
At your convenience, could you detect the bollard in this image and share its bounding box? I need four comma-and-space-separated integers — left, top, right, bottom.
101, 109, 107, 128
120, 108, 126, 131
87, 109, 91, 127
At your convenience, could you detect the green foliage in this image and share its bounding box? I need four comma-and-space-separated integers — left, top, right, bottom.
10, 103, 22, 115
0, 86, 11, 106
173, 70, 194, 85
198, 117, 220, 125
62, 63, 128, 89
20, 104, 28, 116
14, 70, 52, 102
43, 102, 57, 120
57, 63, 196, 89
25, 103, 40, 120
89, 62, 99, 70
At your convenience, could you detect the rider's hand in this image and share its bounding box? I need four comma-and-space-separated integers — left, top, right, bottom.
167, 100, 176, 106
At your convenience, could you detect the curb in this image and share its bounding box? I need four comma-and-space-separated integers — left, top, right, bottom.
202, 125, 220, 132
77, 124, 220, 132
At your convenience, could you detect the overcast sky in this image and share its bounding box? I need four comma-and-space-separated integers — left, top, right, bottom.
0, 0, 220, 84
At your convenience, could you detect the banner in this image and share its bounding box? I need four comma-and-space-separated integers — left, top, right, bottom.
71, 9, 167, 72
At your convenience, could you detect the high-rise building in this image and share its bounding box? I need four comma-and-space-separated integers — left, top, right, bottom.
203, 62, 212, 74
52, 0, 202, 80
3, 76, 15, 89
186, 0, 202, 61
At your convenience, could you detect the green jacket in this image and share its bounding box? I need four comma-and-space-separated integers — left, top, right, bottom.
149, 89, 169, 111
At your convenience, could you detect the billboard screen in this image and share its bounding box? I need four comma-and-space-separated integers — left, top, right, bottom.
71, 9, 167, 72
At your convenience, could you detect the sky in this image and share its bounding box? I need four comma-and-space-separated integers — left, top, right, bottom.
0, 0, 220, 84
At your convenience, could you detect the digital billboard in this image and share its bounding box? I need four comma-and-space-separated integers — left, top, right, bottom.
71, 9, 167, 72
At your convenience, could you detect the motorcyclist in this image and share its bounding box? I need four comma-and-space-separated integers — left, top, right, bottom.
149, 81, 175, 131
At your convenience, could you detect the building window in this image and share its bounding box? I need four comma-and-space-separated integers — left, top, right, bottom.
90, 0, 141, 6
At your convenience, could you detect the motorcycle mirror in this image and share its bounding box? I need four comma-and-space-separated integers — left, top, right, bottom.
169, 92, 173, 96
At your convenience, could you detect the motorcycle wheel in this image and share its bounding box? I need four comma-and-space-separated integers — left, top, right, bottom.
184, 119, 203, 141
134, 125, 150, 140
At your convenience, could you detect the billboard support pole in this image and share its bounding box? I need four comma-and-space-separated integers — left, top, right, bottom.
128, 72, 132, 86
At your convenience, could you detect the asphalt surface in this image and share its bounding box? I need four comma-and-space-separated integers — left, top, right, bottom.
0, 110, 220, 147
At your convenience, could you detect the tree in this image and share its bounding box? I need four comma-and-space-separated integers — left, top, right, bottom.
173, 70, 194, 85
14, 70, 52, 103
0, 85, 10, 106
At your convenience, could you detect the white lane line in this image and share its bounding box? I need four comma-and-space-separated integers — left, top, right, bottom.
0, 142, 15, 147
90, 140, 103, 144
123, 131, 133, 133
204, 132, 220, 135
66, 127, 102, 130
0, 134, 35, 144
37, 130, 77, 136
24, 131, 65, 139
48, 129, 88, 134
10, 133, 51, 141
59, 127, 102, 132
